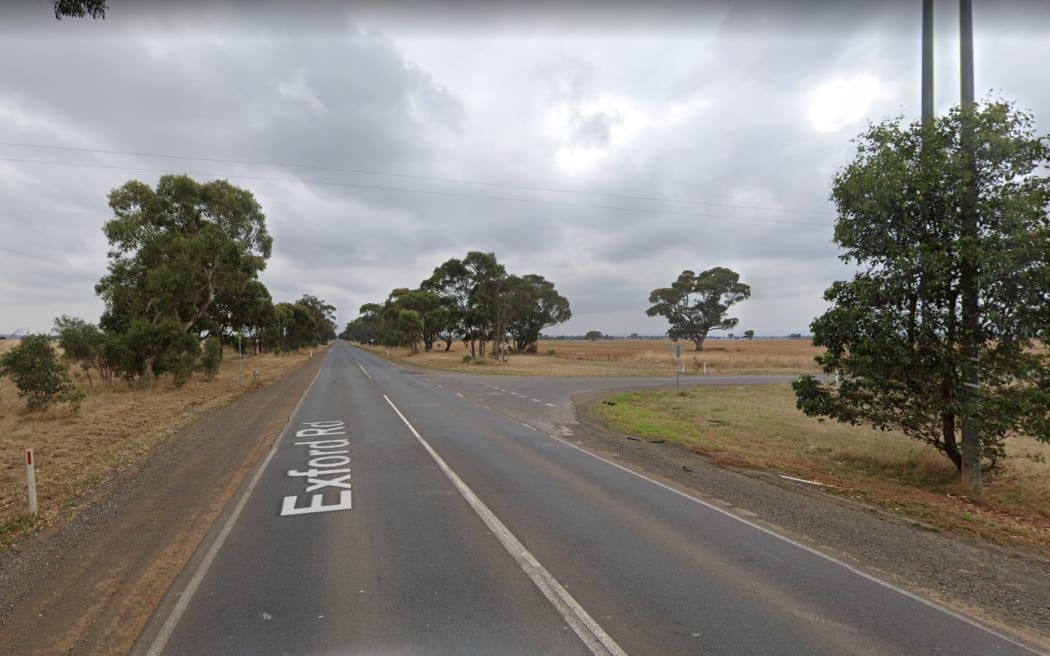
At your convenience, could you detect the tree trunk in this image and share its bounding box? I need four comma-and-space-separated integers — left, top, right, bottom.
693, 336, 705, 351
942, 412, 962, 471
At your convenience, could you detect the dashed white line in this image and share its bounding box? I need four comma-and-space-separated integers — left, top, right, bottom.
383, 395, 626, 656
521, 422, 538, 431
354, 360, 372, 380
545, 403, 557, 407
456, 392, 465, 398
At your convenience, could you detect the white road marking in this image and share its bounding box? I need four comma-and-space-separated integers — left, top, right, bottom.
383, 395, 626, 656
546, 403, 557, 407
531, 398, 542, 403
144, 353, 330, 656
536, 431, 1042, 654
354, 360, 372, 380
521, 423, 538, 431
456, 392, 465, 398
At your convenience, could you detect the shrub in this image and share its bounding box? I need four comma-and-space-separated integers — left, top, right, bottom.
0, 335, 84, 412
201, 338, 223, 380
462, 354, 473, 363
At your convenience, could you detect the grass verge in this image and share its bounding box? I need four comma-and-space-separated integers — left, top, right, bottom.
595, 384, 1050, 555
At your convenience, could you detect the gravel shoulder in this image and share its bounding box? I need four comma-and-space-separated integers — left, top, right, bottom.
0, 352, 327, 656
571, 389, 1050, 653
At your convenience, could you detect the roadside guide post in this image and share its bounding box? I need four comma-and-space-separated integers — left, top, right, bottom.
26, 448, 37, 519
674, 342, 683, 393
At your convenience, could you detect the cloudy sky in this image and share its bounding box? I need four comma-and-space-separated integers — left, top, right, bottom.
2, 0, 1048, 338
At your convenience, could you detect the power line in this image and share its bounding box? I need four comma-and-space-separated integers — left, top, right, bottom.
0, 156, 833, 227
0, 140, 829, 217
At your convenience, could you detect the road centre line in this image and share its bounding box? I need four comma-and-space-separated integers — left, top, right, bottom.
382, 394, 627, 656
355, 360, 372, 380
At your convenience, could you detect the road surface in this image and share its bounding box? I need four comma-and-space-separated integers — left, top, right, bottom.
133, 342, 1040, 655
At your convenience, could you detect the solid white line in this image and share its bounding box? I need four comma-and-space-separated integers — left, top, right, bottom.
540, 433, 1042, 654
355, 360, 373, 380
383, 395, 626, 656
145, 352, 329, 656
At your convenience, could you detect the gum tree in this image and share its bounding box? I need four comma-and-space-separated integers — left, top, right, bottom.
793, 102, 1050, 474
646, 267, 750, 351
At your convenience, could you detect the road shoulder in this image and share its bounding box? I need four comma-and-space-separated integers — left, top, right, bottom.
570, 389, 1050, 651
0, 351, 328, 655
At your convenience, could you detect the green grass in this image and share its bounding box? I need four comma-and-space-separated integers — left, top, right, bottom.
594, 384, 1050, 553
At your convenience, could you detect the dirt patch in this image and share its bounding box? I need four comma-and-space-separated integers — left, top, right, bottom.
0, 348, 328, 655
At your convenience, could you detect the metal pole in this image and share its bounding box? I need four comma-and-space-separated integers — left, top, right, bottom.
922, 0, 934, 126
959, 0, 982, 490
238, 334, 243, 387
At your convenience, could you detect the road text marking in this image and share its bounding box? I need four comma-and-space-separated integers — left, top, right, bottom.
280, 421, 353, 516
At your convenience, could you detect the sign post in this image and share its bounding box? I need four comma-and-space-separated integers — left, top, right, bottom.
673, 343, 683, 393
26, 448, 37, 519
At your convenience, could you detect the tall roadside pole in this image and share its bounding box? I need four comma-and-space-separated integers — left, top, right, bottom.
922, 0, 934, 125
959, 0, 982, 491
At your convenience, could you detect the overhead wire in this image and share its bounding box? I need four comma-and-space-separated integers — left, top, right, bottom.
0, 143, 834, 227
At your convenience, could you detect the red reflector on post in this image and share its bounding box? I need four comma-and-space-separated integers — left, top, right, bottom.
26, 449, 33, 466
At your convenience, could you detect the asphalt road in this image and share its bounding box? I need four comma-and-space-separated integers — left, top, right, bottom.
133, 342, 1040, 655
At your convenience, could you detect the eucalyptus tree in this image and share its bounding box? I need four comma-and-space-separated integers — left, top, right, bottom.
96, 175, 272, 380
793, 102, 1050, 475
504, 274, 572, 352
646, 267, 750, 351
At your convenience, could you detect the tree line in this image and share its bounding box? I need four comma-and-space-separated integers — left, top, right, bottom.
341, 251, 571, 359
2, 175, 337, 409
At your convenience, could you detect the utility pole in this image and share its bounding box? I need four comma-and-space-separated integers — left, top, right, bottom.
922, 0, 934, 126
959, 0, 982, 491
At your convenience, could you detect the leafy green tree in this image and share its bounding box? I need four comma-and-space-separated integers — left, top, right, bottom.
396, 309, 425, 352
54, 315, 113, 387
423, 258, 473, 351
505, 274, 572, 352
585, 330, 603, 342
272, 302, 318, 351
793, 102, 1050, 474
341, 303, 387, 345
96, 175, 272, 380
297, 294, 338, 343
646, 267, 751, 351
0, 335, 83, 412
201, 338, 224, 380
743, 329, 755, 340
54, 0, 106, 19
463, 251, 507, 359
391, 289, 445, 351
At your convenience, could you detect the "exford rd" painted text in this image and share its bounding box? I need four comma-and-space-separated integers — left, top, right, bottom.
280, 421, 353, 516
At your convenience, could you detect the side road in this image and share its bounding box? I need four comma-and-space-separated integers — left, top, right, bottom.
571, 389, 1050, 651
0, 351, 328, 656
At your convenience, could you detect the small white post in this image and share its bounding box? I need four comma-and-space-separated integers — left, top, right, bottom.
26, 448, 37, 519
703, 361, 708, 375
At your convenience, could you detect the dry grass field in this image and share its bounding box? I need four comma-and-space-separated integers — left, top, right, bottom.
596, 385, 1050, 554
0, 339, 322, 545
364, 337, 824, 376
